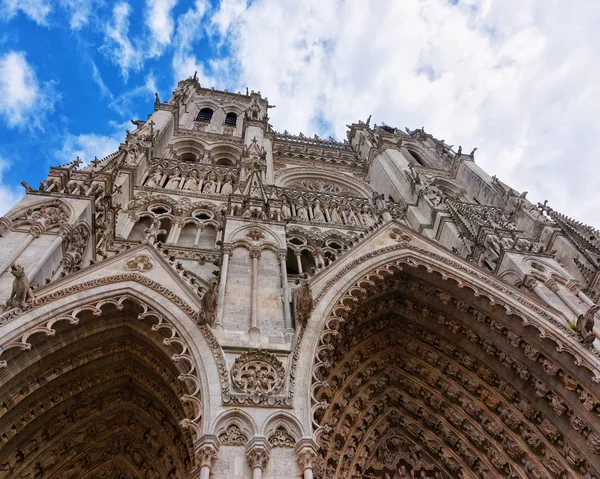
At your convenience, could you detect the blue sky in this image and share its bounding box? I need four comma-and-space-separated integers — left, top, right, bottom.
1, 0, 599, 226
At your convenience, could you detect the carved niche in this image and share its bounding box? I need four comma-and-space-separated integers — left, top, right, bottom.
231, 350, 285, 401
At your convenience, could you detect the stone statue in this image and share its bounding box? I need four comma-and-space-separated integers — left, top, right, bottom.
296, 198, 309, 221
345, 207, 358, 226
577, 305, 599, 345
202, 172, 217, 194
281, 197, 292, 219
294, 279, 313, 329
329, 205, 342, 223
373, 192, 386, 211
183, 170, 199, 190
165, 168, 182, 189
154, 92, 160, 105
6, 264, 34, 309
312, 200, 325, 222
220, 174, 233, 195
197, 282, 218, 327
361, 206, 374, 226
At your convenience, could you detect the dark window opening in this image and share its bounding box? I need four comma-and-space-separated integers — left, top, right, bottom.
196, 108, 214, 123
409, 150, 424, 166
225, 112, 237, 126
286, 248, 299, 275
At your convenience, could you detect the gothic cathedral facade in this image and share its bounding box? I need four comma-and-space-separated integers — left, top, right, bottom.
1, 77, 600, 479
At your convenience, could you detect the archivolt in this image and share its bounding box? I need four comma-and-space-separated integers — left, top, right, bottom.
305, 231, 600, 478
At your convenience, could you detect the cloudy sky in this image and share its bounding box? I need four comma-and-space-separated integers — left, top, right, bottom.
0, 0, 598, 225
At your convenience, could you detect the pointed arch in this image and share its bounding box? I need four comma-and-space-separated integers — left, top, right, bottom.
294, 222, 600, 478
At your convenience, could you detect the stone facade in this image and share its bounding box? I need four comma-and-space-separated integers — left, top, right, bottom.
1, 77, 600, 478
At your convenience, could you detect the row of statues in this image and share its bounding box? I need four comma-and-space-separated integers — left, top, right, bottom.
145, 166, 236, 195
281, 196, 380, 227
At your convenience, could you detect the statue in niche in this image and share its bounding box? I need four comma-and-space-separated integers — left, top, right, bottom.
145, 166, 163, 187
220, 173, 234, 195
294, 279, 313, 329
329, 204, 342, 223
296, 197, 309, 221
345, 206, 358, 226
183, 170, 199, 190
6, 264, 34, 309
197, 281, 218, 327
312, 200, 325, 222
281, 196, 292, 219
202, 172, 217, 194
165, 167, 182, 189
360, 205, 375, 227
373, 192, 387, 211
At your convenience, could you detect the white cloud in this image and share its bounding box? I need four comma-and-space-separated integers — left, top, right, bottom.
0, 51, 57, 130
102, 2, 143, 79
55, 132, 122, 167
0, 0, 52, 25
171, 0, 215, 85
59, 0, 95, 29
146, 0, 178, 56
0, 157, 23, 216
206, 0, 600, 226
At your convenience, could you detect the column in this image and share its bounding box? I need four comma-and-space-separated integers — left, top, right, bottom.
215, 244, 232, 330
295, 438, 319, 479
0, 226, 41, 278
27, 225, 71, 283
249, 246, 261, 334
246, 439, 270, 479
194, 435, 220, 479
278, 249, 293, 332
295, 251, 303, 275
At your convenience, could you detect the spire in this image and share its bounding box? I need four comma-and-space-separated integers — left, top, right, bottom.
539, 201, 600, 267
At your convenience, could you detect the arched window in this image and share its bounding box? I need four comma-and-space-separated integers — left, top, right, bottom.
197, 224, 217, 249
286, 248, 299, 275
179, 152, 197, 162
196, 108, 213, 123
178, 223, 198, 247
215, 158, 235, 167
224, 112, 237, 126
408, 150, 425, 166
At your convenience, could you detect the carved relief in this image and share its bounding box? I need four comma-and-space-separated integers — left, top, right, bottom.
231, 350, 285, 399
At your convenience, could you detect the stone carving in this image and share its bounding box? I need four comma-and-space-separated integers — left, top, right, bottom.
218, 425, 248, 446
197, 281, 218, 327
124, 254, 154, 272
246, 444, 270, 470
268, 426, 295, 447
231, 350, 285, 398
6, 264, 34, 309
294, 279, 313, 329
576, 305, 599, 346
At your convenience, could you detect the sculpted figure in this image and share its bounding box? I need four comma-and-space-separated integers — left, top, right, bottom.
183, 170, 199, 190
296, 198, 309, 221
373, 192, 386, 211
6, 264, 34, 309
202, 172, 217, 194
345, 207, 358, 226
577, 305, 599, 345
165, 168, 182, 189
360, 205, 374, 226
294, 279, 313, 328
312, 200, 325, 222
220, 174, 233, 195
329, 204, 342, 223
281, 197, 292, 219
197, 281, 218, 327
145, 167, 163, 187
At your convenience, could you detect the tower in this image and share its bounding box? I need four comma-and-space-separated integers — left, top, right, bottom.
1, 76, 600, 478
